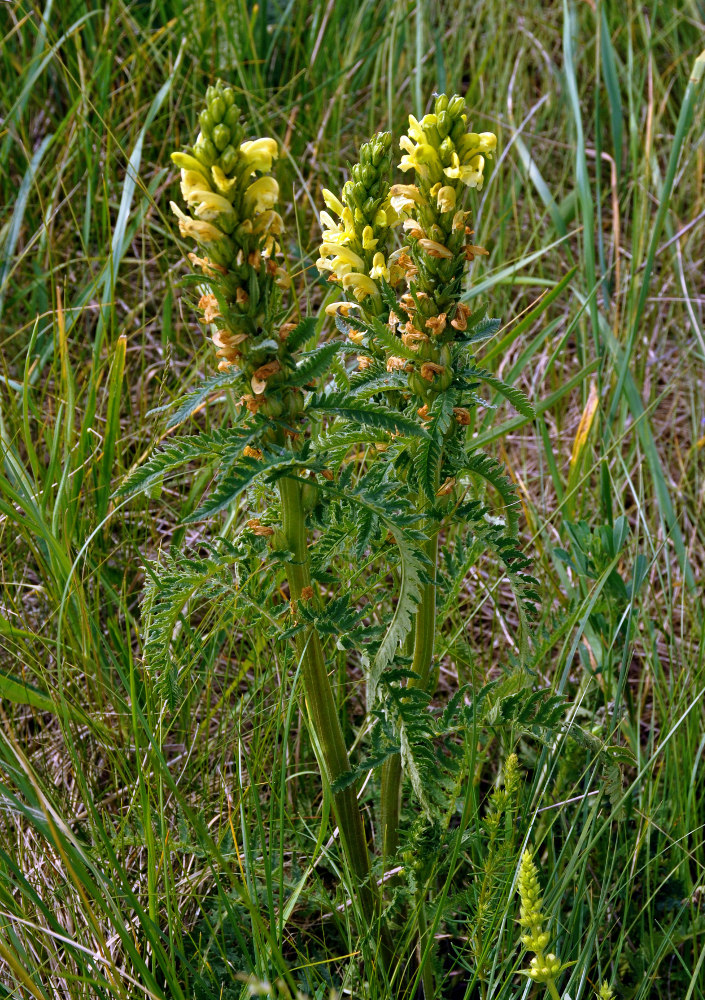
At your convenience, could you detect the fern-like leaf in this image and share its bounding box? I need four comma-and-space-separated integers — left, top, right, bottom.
462, 451, 521, 534
469, 367, 535, 418
414, 392, 456, 502
367, 528, 428, 707
283, 316, 317, 352
115, 432, 231, 497
166, 371, 243, 429
307, 392, 428, 439
288, 341, 343, 387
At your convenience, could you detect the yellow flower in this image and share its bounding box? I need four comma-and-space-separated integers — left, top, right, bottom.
342, 272, 380, 301
253, 210, 284, 235
187, 189, 237, 222
180, 169, 212, 201
436, 185, 456, 213
244, 176, 279, 213
240, 137, 278, 173
418, 238, 453, 258
443, 151, 486, 189
362, 225, 378, 250
211, 164, 238, 195
324, 301, 359, 317
369, 252, 390, 281
321, 188, 345, 216
389, 183, 423, 215
399, 135, 438, 179
171, 151, 210, 176
407, 114, 433, 143
170, 202, 226, 243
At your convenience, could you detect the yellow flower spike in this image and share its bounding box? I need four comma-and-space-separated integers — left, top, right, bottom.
597, 983, 616, 1000
245, 175, 279, 213
170, 202, 227, 243
517, 850, 574, 1000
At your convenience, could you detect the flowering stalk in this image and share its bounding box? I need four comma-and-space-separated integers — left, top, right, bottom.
354, 97, 494, 866
170, 82, 377, 925
317, 96, 500, 996
517, 850, 573, 999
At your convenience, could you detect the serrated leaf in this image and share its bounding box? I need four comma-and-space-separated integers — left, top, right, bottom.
414, 392, 455, 502
464, 316, 501, 343
365, 313, 419, 360
115, 434, 225, 497
307, 392, 428, 438
166, 370, 244, 428
462, 451, 520, 534
288, 340, 342, 387
471, 368, 535, 418
285, 316, 317, 352
367, 528, 426, 707
184, 453, 316, 522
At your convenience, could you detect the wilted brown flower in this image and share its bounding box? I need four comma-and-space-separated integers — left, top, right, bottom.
420, 362, 444, 381
425, 313, 447, 336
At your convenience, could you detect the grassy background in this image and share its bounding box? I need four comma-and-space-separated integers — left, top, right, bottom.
1, 1, 704, 997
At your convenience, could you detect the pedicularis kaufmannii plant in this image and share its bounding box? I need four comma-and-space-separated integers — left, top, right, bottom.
119, 83, 618, 996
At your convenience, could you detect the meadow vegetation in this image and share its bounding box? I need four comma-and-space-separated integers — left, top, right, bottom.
1, 2, 704, 998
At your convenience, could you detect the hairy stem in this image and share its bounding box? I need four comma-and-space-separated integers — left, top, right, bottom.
277, 473, 376, 924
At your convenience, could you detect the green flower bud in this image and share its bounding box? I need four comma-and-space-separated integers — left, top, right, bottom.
199, 109, 214, 135
447, 94, 466, 118
224, 105, 240, 131
194, 137, 218, 166
220, 145, 238, 173
435, 93, 449, 113
213, 123, 230, 151
209, 95, 225, 123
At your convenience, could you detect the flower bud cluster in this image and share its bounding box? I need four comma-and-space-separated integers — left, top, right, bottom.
170, 81, 297, 418
597, 982, 616, 999
517, 850, 568, 988
316, 132, 402, 313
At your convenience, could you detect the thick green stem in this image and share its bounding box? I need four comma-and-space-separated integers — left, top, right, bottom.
278, 474, 376, 923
